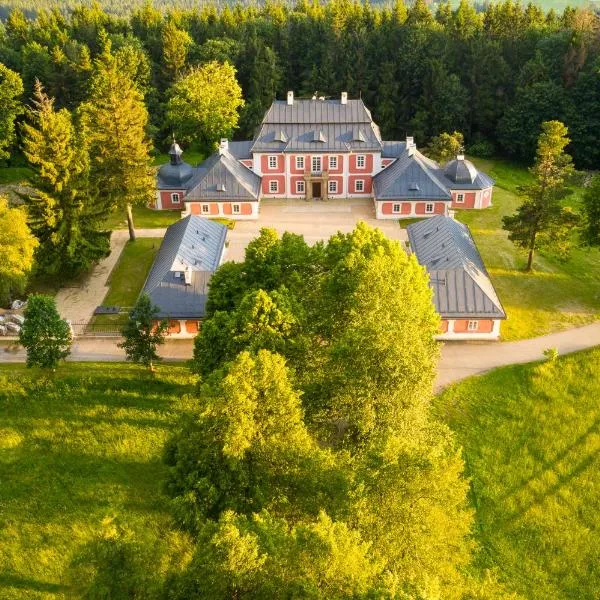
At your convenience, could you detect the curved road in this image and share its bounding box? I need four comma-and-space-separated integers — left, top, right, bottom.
2, 323, 599, 392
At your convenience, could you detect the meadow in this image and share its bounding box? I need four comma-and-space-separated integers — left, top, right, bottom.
0, 363, 195, 599
457, 157, 600, 340
435, 348, 600, 599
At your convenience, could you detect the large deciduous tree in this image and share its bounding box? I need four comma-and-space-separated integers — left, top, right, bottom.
79, 36, 156, 241
19, 294, 72, 369
503, 120, 579, 271
166, 61, 244, 150
0, 62, 23, 161
22, 81, 110, 280
426, 131, 465, 164
0, 196, 38, 306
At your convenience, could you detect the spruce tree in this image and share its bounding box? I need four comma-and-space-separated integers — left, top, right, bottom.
503, 121, 579, 271
22, 81, 110, 280
80, 35, 156, 241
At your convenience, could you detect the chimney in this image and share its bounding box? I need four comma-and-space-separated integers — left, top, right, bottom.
341, 91, 348, 105
406, 136, 416, 156
457, 154, 465, 161
287, 90, 294, 105
184, 266, 192, 285
219, 138, 228, 155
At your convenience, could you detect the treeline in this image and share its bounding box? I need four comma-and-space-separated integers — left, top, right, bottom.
0, 0, 599, 166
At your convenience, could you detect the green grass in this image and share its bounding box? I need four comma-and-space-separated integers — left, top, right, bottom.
0, 166, 33, 185
104, 206, 182, 230
0, 362, 195, 599
434, 348, 600, 599
91, 238, 160, 327
455, 157, 600, 340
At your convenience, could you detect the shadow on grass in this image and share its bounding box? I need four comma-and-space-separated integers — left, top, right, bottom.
0, 572, 65, 594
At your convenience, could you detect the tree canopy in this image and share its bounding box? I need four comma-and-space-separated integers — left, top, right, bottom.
0, 62, 23, 161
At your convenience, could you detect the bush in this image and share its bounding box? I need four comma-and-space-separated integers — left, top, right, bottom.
468, 138, 496, 158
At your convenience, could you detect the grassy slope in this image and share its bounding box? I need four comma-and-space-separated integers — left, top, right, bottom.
0, 363, 194, 599
434, 348, 600, 599
456, 157, 600, 340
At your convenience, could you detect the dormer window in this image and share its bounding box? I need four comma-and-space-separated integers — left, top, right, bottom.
408, 182, 419, 191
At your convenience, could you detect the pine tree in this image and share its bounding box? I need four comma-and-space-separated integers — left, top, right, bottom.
19, 294, 72, 369
582, 174, 600, 247
79, 35, 156, 241
503, 121, 579, 271
119, 293, 168, 371
22, 81, 110, 280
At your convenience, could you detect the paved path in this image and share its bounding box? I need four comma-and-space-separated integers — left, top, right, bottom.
435, 322, 600, 391
54, 228, 167, 324
3, 323, 599, 394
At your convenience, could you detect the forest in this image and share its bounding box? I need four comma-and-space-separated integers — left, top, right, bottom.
0, 0, 599, 167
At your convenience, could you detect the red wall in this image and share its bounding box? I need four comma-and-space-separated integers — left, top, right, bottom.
349, 153, 373, 173
415, 202, 446, 215
348, 175, 372, 194
290, 175, 305, 194
482, 188, 492, 208
381, 158, 394, 167
185, 320, 199, 334
327, 175, 344, 195
160, 190, 185, 210
451, 191, 476, 209
326, 154, 343, 174
290, 155, 307, 175
440, 320, 449, 333
453, 319, 494, 333
261, 154, 284, 173
262, 175, 286, 195
189, 203, 219, 215
240, 159, 253, 169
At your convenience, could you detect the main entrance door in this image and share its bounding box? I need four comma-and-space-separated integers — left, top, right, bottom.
312, 181, 322, 199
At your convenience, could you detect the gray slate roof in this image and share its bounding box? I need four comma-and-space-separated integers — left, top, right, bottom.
373, 149, 451, 201
228, 141, 253, 160
407, 216, 505, 319
251, 97, 383, 153
142, 216, 227, 319
185, 149, 261, 202
441, 157, 495, 190
157, 142, 196, 189
382, 141, 407, 158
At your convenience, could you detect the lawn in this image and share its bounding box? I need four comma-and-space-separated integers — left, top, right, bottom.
454, 157, 600, 340
91, 237, 160, 328
0, 362, 195, 599
0, 166, 33, 185
434, 348, 600, 599
103, 206, 182, 230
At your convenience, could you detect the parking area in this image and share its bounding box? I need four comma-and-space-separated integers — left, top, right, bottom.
224, 198, 406, 262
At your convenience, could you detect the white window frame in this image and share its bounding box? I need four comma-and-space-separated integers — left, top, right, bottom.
295, 156, 304, 170
268, 155, 278, 169
467, 320, 479, 331
355, 179, 365, 193
296, 180, 305, 194
232, 203, 241, 214
328, 155, 338, 170
269, 180, 279, 193
356, 154, 366, 169
311, 156, 322, 173
393, 203, 401, 213
328, 180, 337, 194
201, 204, 210, 214
171, 192, 181, 204
425, 203, 434, 214
456, 193, 465, 204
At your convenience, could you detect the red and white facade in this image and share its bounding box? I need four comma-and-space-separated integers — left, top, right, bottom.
156, 93, 494, 220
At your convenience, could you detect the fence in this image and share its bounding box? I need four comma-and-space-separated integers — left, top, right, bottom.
70, 319, 125, 337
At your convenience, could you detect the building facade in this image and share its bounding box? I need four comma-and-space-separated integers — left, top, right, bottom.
156, 92, 494, 219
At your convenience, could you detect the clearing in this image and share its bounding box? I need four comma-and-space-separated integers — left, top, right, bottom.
435, 348, 600, 599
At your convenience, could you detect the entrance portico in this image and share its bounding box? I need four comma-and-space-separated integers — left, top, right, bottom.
304, 171, 329, 200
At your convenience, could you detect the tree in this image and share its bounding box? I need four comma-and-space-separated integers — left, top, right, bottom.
79, 36, 156, 241
19, 294, 72, 369
582, 174, 600, 246
119, 293, 168, 370
426, 131, 465, 164
161, 20, 193, 84
22, 81, 110, 280
166, 61, 244, 150
0, 62, 23, 161
503, 121, 579, 271
0, 196, 38, 306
